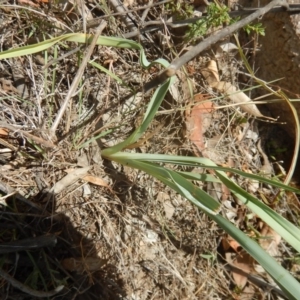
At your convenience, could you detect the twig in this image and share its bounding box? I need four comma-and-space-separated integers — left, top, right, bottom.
141, 0, 152, 23
109, 0, 149, 42
0, 179, 44, 211
0, 121, 55, 148
122, 4, 300, 38
75, 0, 171, 31
143, 0, 289, 94
0, 235, 57, 254
109, 0, 136, 32
0, 268, 64, 298
223, 264, 288, 299
50, 21, 107, 136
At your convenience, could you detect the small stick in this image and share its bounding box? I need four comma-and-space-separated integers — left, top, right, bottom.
50, 21, 107, 136
143, 0, 289, 93
0, 235, 57, 254
0, 179, 44, 211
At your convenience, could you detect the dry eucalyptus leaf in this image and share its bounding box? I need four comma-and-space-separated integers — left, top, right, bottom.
201, 60, 220, 85
185, 94, 214, 156
225, 250, 254, 290
52, 166, 91, 194
231, 253, 253, 289
83, 174, 111, 190
213, 81, 266, 118
201, 61, 276, 120
215, 42, 238, 58
259, 224, 281, 257
163, 201, 175, 219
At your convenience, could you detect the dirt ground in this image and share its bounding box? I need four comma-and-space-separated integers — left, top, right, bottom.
0, 0, 299, 299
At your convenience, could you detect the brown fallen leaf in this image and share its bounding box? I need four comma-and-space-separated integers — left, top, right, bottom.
201, 60, 276, 120
17, 0, 39, 7
233, 284, 256, 300
64, 168, 113, 192
259, 223, 281, 257
185, 93, 214, 156
82, 174, 112, 191
61, 257, 108, 273
0, 128, 9, 136
231, 252, 254, 289
223, 236, 254, 290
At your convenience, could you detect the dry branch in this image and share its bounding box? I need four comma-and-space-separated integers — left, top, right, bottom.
143, 0, 289, 94
50, 21, 107, 136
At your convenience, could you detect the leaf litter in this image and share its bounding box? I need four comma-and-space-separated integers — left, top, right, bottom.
0, 1, 299, 299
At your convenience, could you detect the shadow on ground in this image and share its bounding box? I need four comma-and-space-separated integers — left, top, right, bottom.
0, 188, 126, 300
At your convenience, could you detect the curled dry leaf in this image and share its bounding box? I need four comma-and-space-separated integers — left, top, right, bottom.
222, 236, 254, 290
222, 235, 241, 253
82, 175, 112, 191
259, 223, 281, 257
231, 252, 254, 290
201, 60, 276, 120
201, 60, 220, 85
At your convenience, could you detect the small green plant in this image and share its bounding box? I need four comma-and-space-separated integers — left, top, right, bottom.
185, 3, 231, 42
185, 3, 264, 42
244, 22, 265, 36
166, 1, 194, 20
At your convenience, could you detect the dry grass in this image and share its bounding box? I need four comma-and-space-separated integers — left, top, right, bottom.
0, 1, 299, 299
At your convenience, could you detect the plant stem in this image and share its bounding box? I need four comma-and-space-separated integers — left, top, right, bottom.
143, 0, 289, 93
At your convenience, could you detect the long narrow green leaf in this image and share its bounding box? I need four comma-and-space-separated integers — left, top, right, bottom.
216, 171, 300, 254
104, 152, 300, 193
101, 77, 175, 155
176, 171, 221, 183
111, 159, 221, 214
211, 214, 300, 300
0, 34, 169, 69
107, 155, 300, 299
89, 61, 131, 89
105, 152, 300, 252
